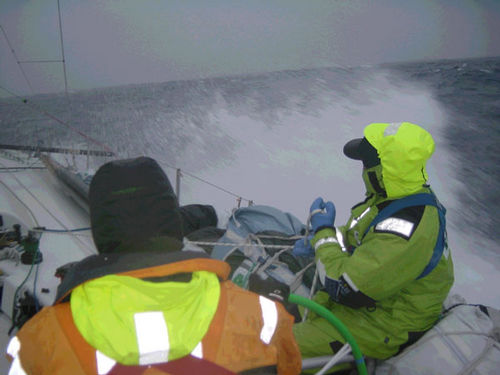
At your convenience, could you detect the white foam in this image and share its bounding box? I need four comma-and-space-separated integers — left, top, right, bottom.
174, 69, 499, 308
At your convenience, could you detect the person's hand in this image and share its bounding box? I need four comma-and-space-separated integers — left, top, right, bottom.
310, 197, 336, 232
292, 235, 314, 257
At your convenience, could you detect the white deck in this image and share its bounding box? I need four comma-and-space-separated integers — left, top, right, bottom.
0, 152, 96, 372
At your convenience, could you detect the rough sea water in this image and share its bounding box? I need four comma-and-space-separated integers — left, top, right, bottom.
1, 56, 499, 308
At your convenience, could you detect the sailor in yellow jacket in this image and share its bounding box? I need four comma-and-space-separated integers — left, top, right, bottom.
293, 122, 454, 359
7, 156, 301, 375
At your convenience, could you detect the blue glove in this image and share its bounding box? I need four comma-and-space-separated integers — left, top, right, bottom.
310, 197, 336, 232
292, 235, 314, 257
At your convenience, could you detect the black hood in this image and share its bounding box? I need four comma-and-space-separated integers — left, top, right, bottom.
89, 156, 184, 253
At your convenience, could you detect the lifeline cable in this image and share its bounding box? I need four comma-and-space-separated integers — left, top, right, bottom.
186, 240, 295, 250
0, 87, 253, 206
1, 83, 257, 206
33, 227, 91, 233
161, 161, 254, 205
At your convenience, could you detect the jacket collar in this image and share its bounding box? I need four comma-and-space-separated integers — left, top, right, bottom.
55, 250, 230, 304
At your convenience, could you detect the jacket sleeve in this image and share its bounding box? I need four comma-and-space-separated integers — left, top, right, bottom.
9, 307, 56, 375
11, 305, 89, 375
311, 213, 439, 306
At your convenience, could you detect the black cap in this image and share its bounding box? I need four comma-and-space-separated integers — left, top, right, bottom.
343, 137, 380, 168
343, 138, 364, 160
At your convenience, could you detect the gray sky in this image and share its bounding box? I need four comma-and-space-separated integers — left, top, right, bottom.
1, 0, 499, 97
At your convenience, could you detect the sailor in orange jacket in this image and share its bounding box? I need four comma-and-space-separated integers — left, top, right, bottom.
7, 156, 301, 375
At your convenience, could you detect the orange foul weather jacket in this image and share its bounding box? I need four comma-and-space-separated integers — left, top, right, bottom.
6, 251, 301, 375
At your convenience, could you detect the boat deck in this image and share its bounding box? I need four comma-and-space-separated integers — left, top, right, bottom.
0, 152, 96, 371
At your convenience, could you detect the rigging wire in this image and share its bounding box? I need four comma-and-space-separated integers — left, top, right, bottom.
1, 3, 254, 206
0, 1, 68, 95
0, 89, 253, 206
17, 60, 63, 64
0, 83, 254, 206
0, 25, 33, 94
56, 0, 68, 96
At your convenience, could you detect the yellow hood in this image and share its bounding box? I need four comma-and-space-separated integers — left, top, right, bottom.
364, 122, 435, 198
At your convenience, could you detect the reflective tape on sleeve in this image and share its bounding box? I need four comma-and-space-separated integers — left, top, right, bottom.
134, 311, 170, 365
6, 336, 20, 358
314, 237, 338, 251
259, 296, 278, 345
7, 357, 27, 375
7, 337, 28, 375
349, 207, 371, 229
336, 228, 347, 252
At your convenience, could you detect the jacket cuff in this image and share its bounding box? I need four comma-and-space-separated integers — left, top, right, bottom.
310, 227, 336, 247
314, 225, 335, 234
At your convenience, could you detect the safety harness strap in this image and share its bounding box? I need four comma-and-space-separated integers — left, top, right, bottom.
363, 193, 447, 280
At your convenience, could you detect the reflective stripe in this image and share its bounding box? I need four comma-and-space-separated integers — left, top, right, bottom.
384, 122, 403, 136
316, 258, 327, 286
353, 230, 361, 246
7, 357, 27, 375
342, 272, 359, 292
191, 342, 203, 359
96, 350, 117, 375
259, 296, 278, 345
375, 217, 414, 238
134, 311, 170, 365
6, 336, 21, 358
349, 207, 371, 229
444, 245, 450, 259
314, 237, 338, 251
336, 228, 347, 252
7, 337, 27, 375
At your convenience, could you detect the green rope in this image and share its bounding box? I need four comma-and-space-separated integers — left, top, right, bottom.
288, 293, 368, 375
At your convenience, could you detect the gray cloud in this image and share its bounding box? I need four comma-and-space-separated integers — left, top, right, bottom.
1, 0, 499, 97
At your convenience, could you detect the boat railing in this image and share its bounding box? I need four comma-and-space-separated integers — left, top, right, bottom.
170, 166, 253, 208
0, 141, 255, 211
